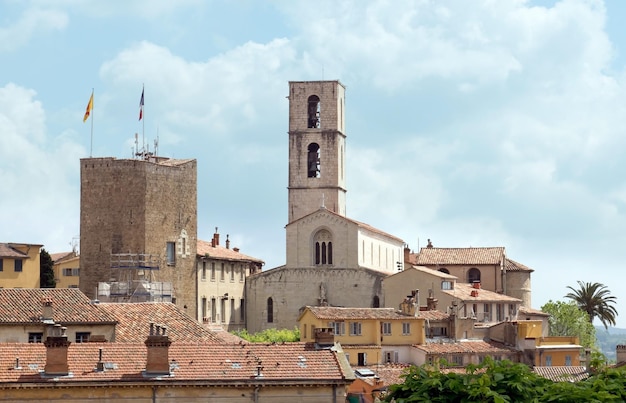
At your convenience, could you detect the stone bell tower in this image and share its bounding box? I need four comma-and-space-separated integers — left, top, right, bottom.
287, 80, 347, 223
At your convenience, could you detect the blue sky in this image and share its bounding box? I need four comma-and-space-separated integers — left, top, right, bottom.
2, 0, 626, 328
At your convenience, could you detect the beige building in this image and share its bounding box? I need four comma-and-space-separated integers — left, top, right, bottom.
51, 251, 80, 288
246, 80, 405, 333
80, 156, 198, 318
0, 242, 42, 288
196, 229, 263, 331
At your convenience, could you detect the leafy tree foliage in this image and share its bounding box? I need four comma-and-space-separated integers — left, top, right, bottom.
232, 327, 300, 343
541, 300, 597, 349
565, 281, 618, 329
39, 249, 56, 288
384, 358, 626, 402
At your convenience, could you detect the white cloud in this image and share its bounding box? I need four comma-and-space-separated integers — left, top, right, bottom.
0, 7, 67, 52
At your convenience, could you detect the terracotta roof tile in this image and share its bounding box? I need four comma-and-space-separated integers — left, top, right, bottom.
305, 307, 417, 321
0, 342, 350, 384
442, 283, 521, 303
416, 247, 505, 265
505, 258, 534, 272
414, 340, 516, 355
0, 289, 116, 324
0, 244, 27, 258
98, 302, 224, 343
533, 366, 589, 382
354, 364, 411, 386
50, 251, 76, 263
518, 306, 550, 317
197, 239, 263, 263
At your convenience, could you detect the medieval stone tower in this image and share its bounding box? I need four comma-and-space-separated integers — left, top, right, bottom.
79, 156, 197, 318
288, 80, 346, 223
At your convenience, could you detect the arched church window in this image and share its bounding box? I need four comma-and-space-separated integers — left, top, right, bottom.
307, 95, 320, 128
468, 268, 481, 284
439, 268, 450, 274
267, 297, 274, 323
313, 229, 333, 265
307, 143, 320, 178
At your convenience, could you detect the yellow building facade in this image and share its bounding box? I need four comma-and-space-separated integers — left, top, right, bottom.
0, 243, 42, 288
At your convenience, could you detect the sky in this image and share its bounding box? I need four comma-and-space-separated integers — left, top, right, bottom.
2, 0, 626, 328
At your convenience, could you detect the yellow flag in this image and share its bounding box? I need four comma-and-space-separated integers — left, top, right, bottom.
83, 92, 93, 122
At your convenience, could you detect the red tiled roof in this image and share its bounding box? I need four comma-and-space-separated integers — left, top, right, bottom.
505, 258, 534, 272
0, 244, 27, 258
50, 251, 75, 263
442, 283, 521, 303
305, 307, 417, 321
413, 340, 516, 355
0, 342, 351, 384
533, 366, 588, 382
98, 302, 224, 343
0, 289, 117, 324
416, 310, 450, 321
354, 364, 411, 387
518, 306, 549, 317
197, 239, 263, 263
416, 247, 505, 265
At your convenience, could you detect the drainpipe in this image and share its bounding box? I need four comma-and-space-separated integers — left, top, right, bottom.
253, 386, 260, 403
152, 385, 157, 403
333, 384, 337, 403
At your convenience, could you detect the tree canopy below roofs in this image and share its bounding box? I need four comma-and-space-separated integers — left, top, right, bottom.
541, 300, 597, 349
384, 358, 626, 402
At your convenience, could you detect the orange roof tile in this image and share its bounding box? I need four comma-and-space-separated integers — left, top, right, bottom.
442, 283, 521, 303
197, 239, 263, 263
416, 247, 505, 265
0, 342, 351, 385
505, 258, 534, 272
414, 340, 516, 355
0, 244, 27, 258
0, 289, 117, 324
533, 366, 589, 382
305, 307, 418, 321
98, 302, 225, 343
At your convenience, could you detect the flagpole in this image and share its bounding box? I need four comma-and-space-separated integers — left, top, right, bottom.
142, 84, 145, 153
90, 88, 94, 157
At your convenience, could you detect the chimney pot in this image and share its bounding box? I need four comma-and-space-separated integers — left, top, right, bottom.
226, 234, 230, 249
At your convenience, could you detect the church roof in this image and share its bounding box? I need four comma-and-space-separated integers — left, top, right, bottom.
289, 207, 404, 243
416, 247, 505, 265
505, 258, 534, 272
441, 283, 521, 303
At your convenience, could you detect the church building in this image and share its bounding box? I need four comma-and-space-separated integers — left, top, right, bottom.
246, 81, 405, 332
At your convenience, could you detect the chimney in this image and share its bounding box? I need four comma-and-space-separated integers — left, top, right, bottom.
44, 324, 71, 376
314, 327, 335, 347
212, 227, 220, 247
472, 281, 481, 289
42, 298, 53, 321
403, 245, 411, 264
426, 289, 438, 310
145, 323, 172, 375
225, 234, 230, 249
233, 247, 240, 253
427, 239, 433, 248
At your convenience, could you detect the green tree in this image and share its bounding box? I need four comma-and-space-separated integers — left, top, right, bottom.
39, 249, 56, 288
565, 281, 618, 329
232, 327, 300, 343
541, 300, 596, 349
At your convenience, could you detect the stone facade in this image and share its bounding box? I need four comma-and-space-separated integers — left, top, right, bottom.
79, 157, 197, 318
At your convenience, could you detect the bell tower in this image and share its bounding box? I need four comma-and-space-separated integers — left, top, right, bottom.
287, 80, 347, 223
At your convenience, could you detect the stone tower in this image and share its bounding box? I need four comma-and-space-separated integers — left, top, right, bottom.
79, 156, 197, 318
287, 80, 347, 223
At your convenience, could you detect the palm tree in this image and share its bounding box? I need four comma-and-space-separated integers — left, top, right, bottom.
565, 281, 618, 329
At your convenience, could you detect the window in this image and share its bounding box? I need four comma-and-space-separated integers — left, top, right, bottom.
201, 262, 206, 280
307, 143, 320, 177
63, 268, 80, 276
441, 281, 452, 290
303, 324, 307, 339
28, 332, 43, 343
402, 322, 411, 335
76, 332, 91, 343
307, 95, 321, 128
384, 351, 399, 364
350, 322, 362, 336
0, 259, 3, 271
483, 304, 491, 322
314, 230, 333, 265
211, 262, 216, 280
382, 322, 392, 335
166, 242, 176, 265
230, 264, 235, 281
468, 268, 481, 283
545, 355, 552, 367
509, 304, 517, 317
267, 297, 274, 323
329, 321, 345, 335
451, 355, 464, 366
496, 304, 503, 321
220, 299, 226, 323
565, 355, 572, 366
211, 298, 216, 323
357, 352, 367, 366
438, 268, 450, 274
240, 266, 245, 281
14, 259, 22, 272
373, 295, 380, 308
220, 263, 225, 281
230, 299, 235, 323
240, 299, 245, 322
202, 297, 207, 319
